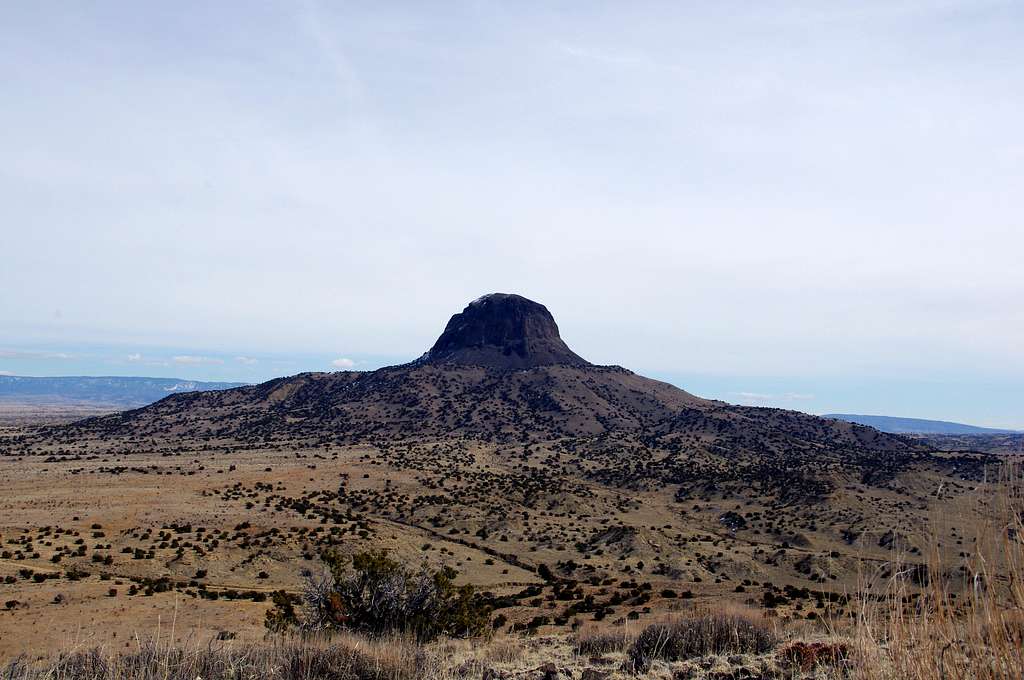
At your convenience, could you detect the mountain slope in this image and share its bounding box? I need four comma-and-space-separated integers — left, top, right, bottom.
74, 363, 706, 441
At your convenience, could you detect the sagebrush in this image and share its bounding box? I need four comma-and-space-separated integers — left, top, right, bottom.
266, 550, 491, 641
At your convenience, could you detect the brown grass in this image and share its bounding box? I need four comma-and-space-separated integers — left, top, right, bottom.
627, 608, 778, 671
574, 626, 635, 656
849, 463, 1024, 680
2, 634, 424, 680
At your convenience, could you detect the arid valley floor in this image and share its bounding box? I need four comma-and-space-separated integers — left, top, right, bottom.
0, 413, 1005, 661
0, 295, 1020, 679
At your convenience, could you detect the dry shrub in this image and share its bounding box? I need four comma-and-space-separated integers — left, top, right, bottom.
628, 610, 778, 671
779, 640, 850, 671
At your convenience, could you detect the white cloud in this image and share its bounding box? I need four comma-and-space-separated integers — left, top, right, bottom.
127, 353, 142, 362
173, 355, 224, 365
0, 349, 74, 360
0, 370, 14, 376
331, 357, 355, 369
235, 356, 259, 365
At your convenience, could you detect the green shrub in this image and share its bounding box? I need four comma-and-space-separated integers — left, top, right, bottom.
267, 550, 490, 641
264, 591, 299, 632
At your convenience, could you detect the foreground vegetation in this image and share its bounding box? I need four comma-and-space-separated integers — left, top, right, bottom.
4, 463, 1021, 679
847, 465, 1024, 680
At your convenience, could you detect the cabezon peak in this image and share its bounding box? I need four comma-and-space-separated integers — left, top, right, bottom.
421, 293, 590, 369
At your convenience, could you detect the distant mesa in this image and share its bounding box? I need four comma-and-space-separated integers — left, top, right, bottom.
420, 293, 590, 370
0, 375, 246, 408
825, 414, 1019, 435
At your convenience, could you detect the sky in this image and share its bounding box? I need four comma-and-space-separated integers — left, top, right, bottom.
1, 1, 1022, 428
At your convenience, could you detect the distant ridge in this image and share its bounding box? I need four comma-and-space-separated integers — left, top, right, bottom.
0, 375, 246, 408
825, 413, 1019, 435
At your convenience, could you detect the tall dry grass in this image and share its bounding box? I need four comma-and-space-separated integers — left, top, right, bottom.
1, 634, 427, 680
850, 463, 1024, 680
627, 608, 778, 671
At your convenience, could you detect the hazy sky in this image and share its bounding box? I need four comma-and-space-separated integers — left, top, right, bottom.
2, 2, 1022, 427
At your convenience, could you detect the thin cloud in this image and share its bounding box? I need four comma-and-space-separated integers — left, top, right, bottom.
331, 357, 355, 369
298, 2, 366, 104
173, 355, 224, 365
554, 41, 685, 74
0, 349, 74, 360
235, 356, 259, 365
732, 391, 816, 405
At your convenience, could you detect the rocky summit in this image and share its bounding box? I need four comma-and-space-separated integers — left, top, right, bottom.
421, 293, 590, 369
